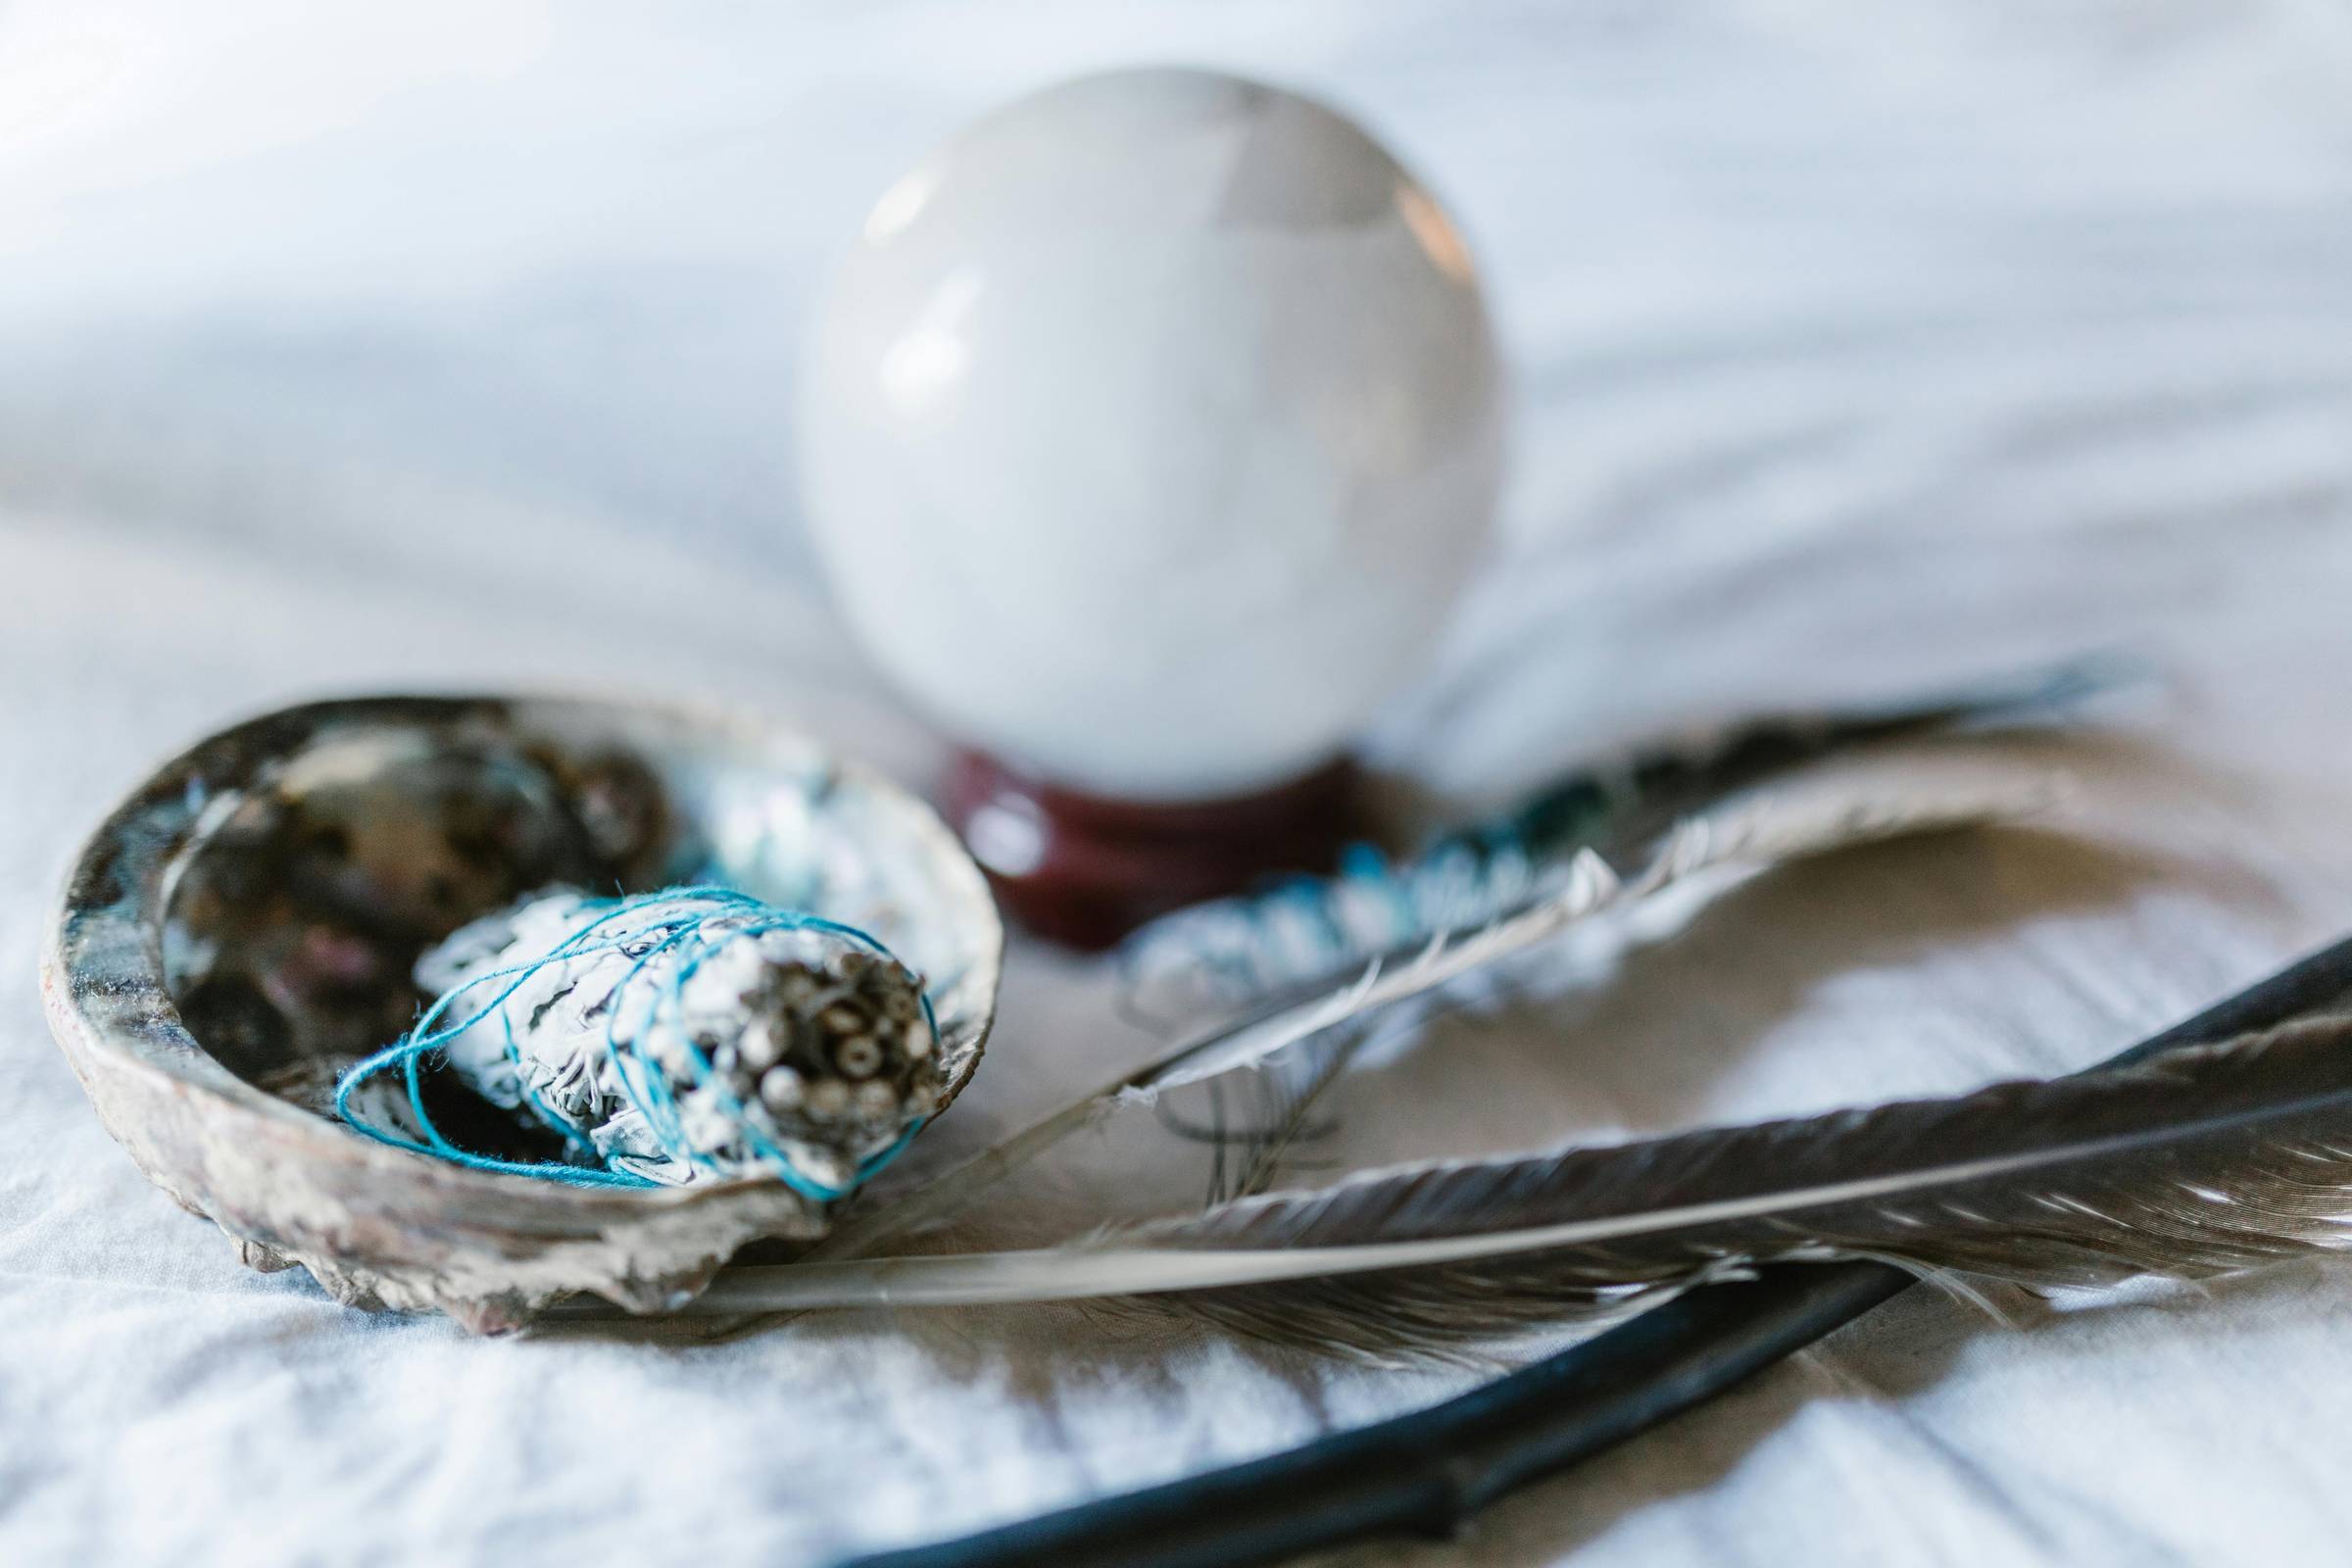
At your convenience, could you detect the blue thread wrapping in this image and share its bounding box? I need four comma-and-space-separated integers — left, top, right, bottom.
333, 886, 938, 1202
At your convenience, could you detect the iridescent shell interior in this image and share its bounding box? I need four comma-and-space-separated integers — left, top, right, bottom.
44, 696, 1001, 1329
159, 700, 997, 1147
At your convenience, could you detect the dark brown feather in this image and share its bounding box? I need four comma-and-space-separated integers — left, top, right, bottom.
686, 1012, 2352, 1362
1102, 1011, 2352, 1352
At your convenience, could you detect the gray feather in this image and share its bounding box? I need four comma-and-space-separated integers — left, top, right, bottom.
679, 1012, 2352, 1358
801, 761, 2053, 1265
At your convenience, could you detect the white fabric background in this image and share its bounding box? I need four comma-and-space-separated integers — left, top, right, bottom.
6, 3, 2352, 1564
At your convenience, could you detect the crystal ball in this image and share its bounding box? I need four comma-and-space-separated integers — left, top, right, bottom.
801, 68, 1504, 801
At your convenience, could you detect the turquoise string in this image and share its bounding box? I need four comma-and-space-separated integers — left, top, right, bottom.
332, 886, 938, 1201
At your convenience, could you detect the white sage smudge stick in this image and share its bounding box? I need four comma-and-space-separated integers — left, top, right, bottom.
383, 887, 943, 1196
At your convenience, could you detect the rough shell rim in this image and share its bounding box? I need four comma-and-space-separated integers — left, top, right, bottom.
39, 692, 1003, 1331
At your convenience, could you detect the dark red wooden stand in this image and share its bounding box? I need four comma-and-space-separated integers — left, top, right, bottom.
940, 751, 1362, 950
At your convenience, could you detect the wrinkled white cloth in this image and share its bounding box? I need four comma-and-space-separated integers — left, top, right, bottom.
5, 3, 2352, 1565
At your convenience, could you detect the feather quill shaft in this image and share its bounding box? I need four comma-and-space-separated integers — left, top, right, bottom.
790, 762, 2055, 1265
681, 1011, 2352, 1315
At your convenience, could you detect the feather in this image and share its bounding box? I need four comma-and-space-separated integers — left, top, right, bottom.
668, 1011, 2352, 1357
797, 758, 2059, 1265
1147, 1016, 1378, 1206
1115, 652, 2139, 1028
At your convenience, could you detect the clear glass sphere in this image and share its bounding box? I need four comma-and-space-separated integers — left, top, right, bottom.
801, 68, 1505, 801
